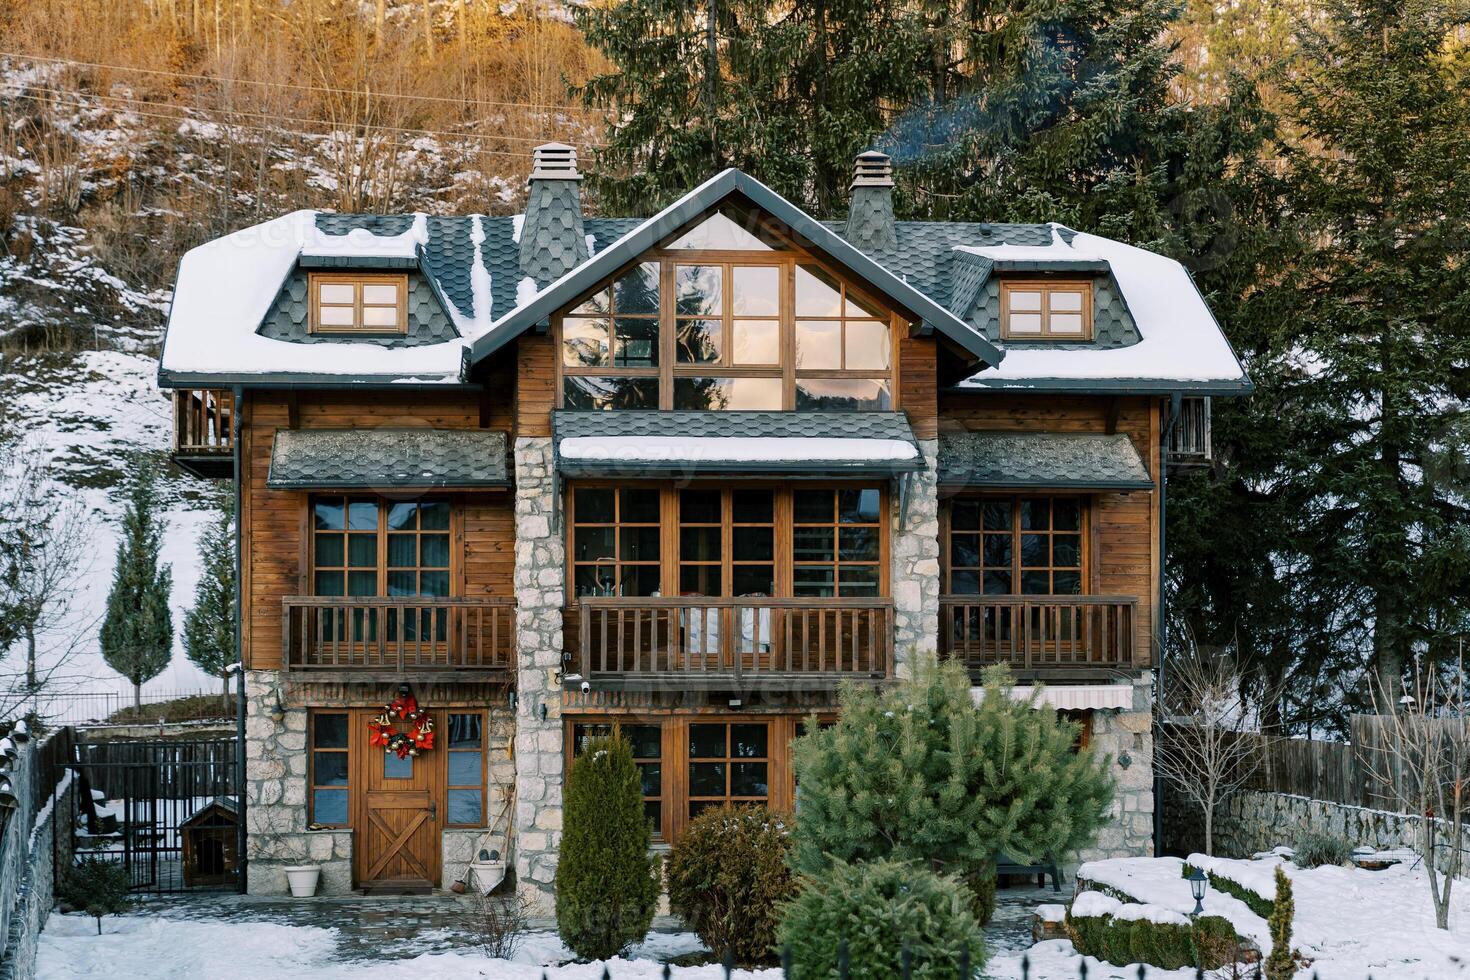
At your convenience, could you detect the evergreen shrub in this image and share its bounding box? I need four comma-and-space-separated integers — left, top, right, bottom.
554, 734, 659, 961
777, 859, 986, 979
666, 804, 794, 965
58, 857, 132, 935
1292, 831, 1353, 869
1264, 867, 1295, 980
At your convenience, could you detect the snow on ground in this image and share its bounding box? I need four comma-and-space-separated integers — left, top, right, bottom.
2, 349, 221, 707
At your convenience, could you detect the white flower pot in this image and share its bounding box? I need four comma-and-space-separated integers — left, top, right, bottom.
284, 865, 321, 897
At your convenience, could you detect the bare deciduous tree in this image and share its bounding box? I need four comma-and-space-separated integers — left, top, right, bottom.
1364, 665, 1468, 931
1155, 640, 1276, 855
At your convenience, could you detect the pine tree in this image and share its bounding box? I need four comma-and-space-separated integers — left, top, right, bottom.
790, 658, 1113, 915
1264, 866, 1295, 980
555, 734, 660, 960
183, 496, 235, 710
100, 461, 174, 709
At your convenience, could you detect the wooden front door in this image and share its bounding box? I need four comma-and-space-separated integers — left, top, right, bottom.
355, 708, 440, 892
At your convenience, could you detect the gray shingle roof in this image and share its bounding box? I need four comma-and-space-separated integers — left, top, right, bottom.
938, 431, 1154, 490
553, 410, 922, 477
267, 429, 510, 489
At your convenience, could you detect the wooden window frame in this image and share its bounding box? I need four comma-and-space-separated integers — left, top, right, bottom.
566, 487, 663, 598
942, 494, 1090, 597
309, 711, 351, 828
686, 720, 773, 819
791, 487, 885, 598
566, 482, 889, 603
308, 272, 409, 335
555, 208, 904, 411
307, 496, 461, 599
445, 710, 489, 828
1000, 280, 1093, 340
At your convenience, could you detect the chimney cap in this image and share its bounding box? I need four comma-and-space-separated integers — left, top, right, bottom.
530, 142, 581, 182
852, 150, 894, 188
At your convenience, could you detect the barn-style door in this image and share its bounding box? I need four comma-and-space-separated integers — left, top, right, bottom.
354, 708, 441, 893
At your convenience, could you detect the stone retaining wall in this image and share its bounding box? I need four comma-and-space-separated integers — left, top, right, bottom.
0, 733, 76, 980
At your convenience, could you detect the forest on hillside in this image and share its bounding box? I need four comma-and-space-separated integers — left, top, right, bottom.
0, 0, 1467, 733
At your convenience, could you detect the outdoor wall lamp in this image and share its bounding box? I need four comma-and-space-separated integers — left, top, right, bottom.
11, 720, 28, 743
508, 690, 518, 710
269, 691, 286, 724
1188, 867, 1208, 916
0, 737, 15, 761
1118, 752, 1132, 770
539, 702, 549, 722
0, 775, 16, 810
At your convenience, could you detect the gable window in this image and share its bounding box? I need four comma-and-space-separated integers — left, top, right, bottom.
1000, 281, 1092, 339
946, 495, 1086, 595
558, 210, 899, 411
309, 273, 408, 334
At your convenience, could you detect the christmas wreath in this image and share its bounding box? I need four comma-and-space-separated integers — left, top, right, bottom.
368, 687, 435, 759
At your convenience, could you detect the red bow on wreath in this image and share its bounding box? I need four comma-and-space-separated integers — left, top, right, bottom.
367, 688, 434, 758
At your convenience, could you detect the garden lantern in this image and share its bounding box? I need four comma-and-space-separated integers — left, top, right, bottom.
1188, 867, 1208, 916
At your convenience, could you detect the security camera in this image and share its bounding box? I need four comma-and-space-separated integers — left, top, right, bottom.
580, 680, 591, 695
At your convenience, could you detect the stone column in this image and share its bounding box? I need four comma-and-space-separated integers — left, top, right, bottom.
889, 440, 940, 678
1077, 673, 1155, 864
512, 436, 565, 912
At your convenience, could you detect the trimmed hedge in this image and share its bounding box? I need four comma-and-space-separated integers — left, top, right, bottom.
1066, 894, 1241, 971
666, 804, 795, 965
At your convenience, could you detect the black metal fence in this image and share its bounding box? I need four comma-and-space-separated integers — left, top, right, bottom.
73, 736, 239, 894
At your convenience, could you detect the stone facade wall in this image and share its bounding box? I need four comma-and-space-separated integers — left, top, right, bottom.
0, 734, 76, 980
243, 670, 354, 896
890, 440, 939, 679
511, 436, 565, 912
1074, 675, 1155, 867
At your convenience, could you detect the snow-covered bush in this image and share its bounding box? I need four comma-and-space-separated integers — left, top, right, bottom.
666, 804, 794, 965
1293, 831, 1354, 869
1065, 889, 1240, 970
777, 859, 986, 979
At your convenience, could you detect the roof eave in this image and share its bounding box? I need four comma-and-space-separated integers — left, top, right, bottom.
946, 376, 1254, 396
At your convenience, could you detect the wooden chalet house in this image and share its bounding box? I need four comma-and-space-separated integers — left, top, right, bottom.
158, 144, 1248, 901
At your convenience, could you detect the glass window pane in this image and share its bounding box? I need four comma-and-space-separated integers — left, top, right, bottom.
387, 570, 416, 596
314, 500, 345, 530
614, 318, 659, 368
314, 571, 344, 595
387, 502, 417, 530
732, 320, 780, 365
838, 566, 880, 596
563, 376, 659, 410
732, 724, 767, 757
844, 320, 890, 370
320, 283, 354, 304
419, 570, 449, 597
675, 265, 722, 317
689, 724, 727, 758
669, 212, 779, 250
1054, 571, 1082, 595
673, 377, 783, 411
733, 528, 773, 562
347, 571, 377, 596
318, 305, 355, 326
840, 527, 879, 562
574, 526, 615, 561
689, 762, 726, 796
677, 319, 722, 363
1053, 499, 1081, 531
646, 800, 663, 833
387, 535, 416, 568
1051, 289, 1084, 312
1020, 534, 1047, 567
731, 762, 769, 797
421, 534, 450, 568
793, 526, 834, 562
680, 489, 722, 524
1050, 314, 1084, 334
347, 501, 378, 530
449, 714, 482, 749
575, 489, 615, 524
1008, 313, 1043, 334
950, 535, 979, 568
570, 289, 610, 315
680, 526, 721, 561
1021, 571, 1051, 594
449, 751, 482, 786
984, 571, 1012, 595
314, 714, 349, 749
420, 502, 450, 530
313, 751, 348, 786
680, 564, 721, 596
732, 565, 774, 596
1008, 290, 1042, 311
793, 566, 836, 597
384, 754, 413, 779
576, 566, 608, 597
795, 320, 841, 369
625, 725, 661, 759
613, 262, 660, 315
984, 502, 1012, 531
1021, 500, 1050, 530
313, 789, 348, 825
838, 489, 881, 524
950, 570, 979, 594
983, 535, 1013, 568
348, 534, 377, 567
794, 378, 891, 411
1053, 535, 1081, 568
621, 489, 661, 523
362, 305, 398, 327
621, 565, 661, 597
314, 535, 344, 568
795, 265, 842, 317
844, 292, 877, 318
793, 490, 833, 523
732, 266, 779, 316
572, 723, 614, 753
733, 490, 774, 524
563, 318, 611, 367
639, 762, 662, 797
950, 500, 980, 531
447, 789, 482, 825
362, 283, 399, 305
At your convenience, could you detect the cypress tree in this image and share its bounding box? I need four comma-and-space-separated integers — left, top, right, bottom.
183, 497, 236, 709
555, 734, 660, 960
1264, 866, 1295, 980
100, 461, 173, 709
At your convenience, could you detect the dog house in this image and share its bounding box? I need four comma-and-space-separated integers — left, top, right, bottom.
179, 798, 240, 888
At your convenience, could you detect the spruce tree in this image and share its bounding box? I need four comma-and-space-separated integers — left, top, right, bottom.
555, 734, 660, 960
100, 461, 173, 709
183, 497, 236, 709
791, 658, 1113, 912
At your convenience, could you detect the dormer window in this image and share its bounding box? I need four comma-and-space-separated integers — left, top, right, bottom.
1001, 281, 1092, 340
309, 273, 408, 335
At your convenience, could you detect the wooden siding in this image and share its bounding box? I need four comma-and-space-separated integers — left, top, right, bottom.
936, 393, 1161, 666
515, 334, 556, 439
898, 334, 937, 441
239, 388, 514, 670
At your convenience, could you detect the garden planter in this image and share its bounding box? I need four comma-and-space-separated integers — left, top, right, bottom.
283, 865, 321, 897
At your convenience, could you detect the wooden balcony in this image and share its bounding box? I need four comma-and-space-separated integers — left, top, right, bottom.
172, 388, 235, 478
569, 596, 893, 691
1168, 396, 1212, 470
281, 596, 515, 682
939, 595, 1136, 679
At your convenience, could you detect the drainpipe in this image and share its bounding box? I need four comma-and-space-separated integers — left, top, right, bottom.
1154, 391, 1181, 854
232, 384, 247, 894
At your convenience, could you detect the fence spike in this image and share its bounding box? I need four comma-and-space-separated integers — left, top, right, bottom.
838, 938, 850, 980
1137, 965, 1146, 980
663, 965, 672, 980
901, 944, 912, 980
1078, 959, 1087, 980
959, 947, 971, 980
782, 945, 793, 980
723, 948, 735, 980
601, 968, 610, 980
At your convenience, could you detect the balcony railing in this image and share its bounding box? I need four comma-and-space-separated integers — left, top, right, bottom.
282, 596, 515, 679
939, 595, 1136, 673
570, 596, 893, 690
171, 389, 234, 478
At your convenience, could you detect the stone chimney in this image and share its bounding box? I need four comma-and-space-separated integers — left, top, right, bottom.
519, 142, 588, 283
845, 150, 897, 252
